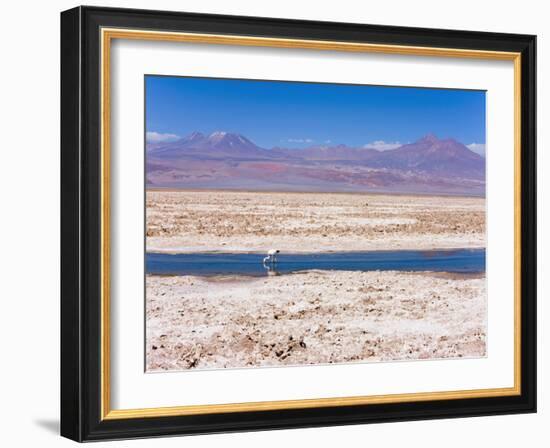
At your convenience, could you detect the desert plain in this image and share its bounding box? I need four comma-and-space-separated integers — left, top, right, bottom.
145, 190, 486, 371
146, 190, 485, 253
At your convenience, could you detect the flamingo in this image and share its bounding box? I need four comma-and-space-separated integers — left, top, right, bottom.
263, 249, 280, 265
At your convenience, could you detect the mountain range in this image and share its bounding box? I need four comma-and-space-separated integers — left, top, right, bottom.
146, 131, 486, 196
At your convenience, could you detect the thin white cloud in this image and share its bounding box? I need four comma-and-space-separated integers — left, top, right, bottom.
146, 131, 180, 143
287, 138, 314, 144
363, 140, 402, 151
467, 143, 486, 156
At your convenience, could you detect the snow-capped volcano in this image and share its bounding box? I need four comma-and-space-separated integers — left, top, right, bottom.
203, 131, 259, 151
151, 131, 271, 159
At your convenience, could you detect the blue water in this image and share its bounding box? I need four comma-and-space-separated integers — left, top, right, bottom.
146, 249, 485, 277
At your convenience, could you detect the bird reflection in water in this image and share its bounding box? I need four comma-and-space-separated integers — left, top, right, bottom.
262, 249, 281, 276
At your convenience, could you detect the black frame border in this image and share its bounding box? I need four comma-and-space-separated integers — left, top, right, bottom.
61, 6, 536, 442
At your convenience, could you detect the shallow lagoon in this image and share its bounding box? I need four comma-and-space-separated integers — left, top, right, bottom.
146, 248, 485, 277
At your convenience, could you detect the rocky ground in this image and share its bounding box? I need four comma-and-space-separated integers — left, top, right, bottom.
146, 270, 486, 372
146, 190, 486, 253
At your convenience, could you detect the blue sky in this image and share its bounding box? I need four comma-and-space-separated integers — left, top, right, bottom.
145, 75, 486, 153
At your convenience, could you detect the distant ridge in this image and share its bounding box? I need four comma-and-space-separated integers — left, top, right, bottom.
146, 131, 486, 196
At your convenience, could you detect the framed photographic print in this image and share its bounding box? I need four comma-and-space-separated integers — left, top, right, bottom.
60, 6, 536, 442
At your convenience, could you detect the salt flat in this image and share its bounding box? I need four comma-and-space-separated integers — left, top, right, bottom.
146, 270, 486, 371
145, 190, 486, 371
146, 190, 485, 253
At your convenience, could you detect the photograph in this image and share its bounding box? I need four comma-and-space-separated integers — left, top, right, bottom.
144, 76, 487, 372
